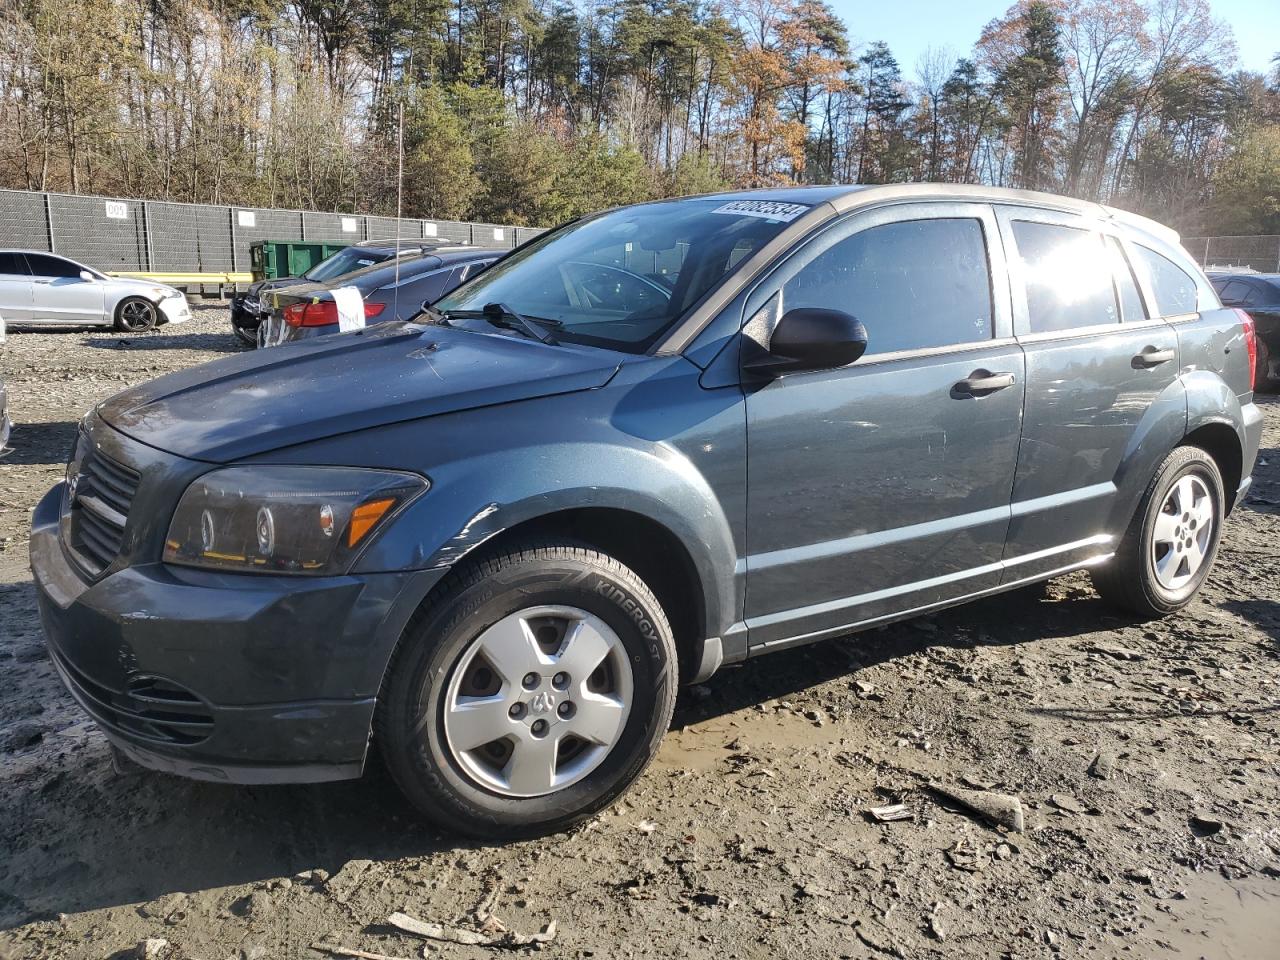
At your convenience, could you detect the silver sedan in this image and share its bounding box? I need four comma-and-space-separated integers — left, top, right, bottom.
0, 249, 191, 331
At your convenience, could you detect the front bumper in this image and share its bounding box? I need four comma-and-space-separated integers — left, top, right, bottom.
158, 295, 191, 325
30, 480, 445, 784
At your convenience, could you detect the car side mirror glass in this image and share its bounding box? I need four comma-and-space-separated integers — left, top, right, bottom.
79, 270, 95, 282
743, 307, 868, 375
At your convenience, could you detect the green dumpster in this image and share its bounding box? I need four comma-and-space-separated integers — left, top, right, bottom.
249, 240, 350, 282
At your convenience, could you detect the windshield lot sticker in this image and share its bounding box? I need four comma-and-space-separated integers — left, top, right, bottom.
711, 200, 809, 222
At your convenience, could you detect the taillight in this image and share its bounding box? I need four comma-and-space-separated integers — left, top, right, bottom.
283, 300, 385, 328
283, 301, 338, 328
1235, 308, 1257, 392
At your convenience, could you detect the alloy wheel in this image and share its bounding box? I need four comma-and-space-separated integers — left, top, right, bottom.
441, 605, 633, 798
1150, 474, 1214, 591
119, 299, 157, 331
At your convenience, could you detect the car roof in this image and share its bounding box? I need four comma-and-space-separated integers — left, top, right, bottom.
1209, 272, 1280, 282
335, 247, 495, 286
656, 183, 1180, 244
358, 239, 471, 254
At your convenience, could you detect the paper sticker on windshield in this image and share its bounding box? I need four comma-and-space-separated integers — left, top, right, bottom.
711, 200, 809, 223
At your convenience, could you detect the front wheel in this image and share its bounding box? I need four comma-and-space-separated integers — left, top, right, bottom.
375, 540, 678, 838
114, 297, 158, 332
1091, 446, 1225, 618
231, 311, 259, 347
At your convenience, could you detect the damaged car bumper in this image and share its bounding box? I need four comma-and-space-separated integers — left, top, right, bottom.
30, 468, 445, 784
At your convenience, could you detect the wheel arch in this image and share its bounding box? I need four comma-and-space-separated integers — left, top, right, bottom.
454, 507, 710, 685
1182, 420, 1244, 512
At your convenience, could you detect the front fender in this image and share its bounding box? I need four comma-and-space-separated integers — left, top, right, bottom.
355, 439, 738, 644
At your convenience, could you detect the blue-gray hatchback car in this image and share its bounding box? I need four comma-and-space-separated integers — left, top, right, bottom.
31, 185, 1262, 837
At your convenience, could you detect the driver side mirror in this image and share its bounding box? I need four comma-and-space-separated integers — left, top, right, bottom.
743, 307, 868, 375
79, 270, 95, 282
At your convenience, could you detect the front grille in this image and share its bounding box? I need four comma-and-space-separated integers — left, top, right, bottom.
67, 444, 140, 575
50, 649, 214, 746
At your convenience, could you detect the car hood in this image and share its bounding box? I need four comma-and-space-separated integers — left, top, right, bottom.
97, 322, 624, 462
109, 276, 182, 298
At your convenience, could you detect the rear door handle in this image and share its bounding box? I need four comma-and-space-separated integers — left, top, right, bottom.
1133, 346, 1175, 368
955, 370, 1016, 395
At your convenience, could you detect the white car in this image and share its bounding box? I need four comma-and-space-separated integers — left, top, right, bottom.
0, 250, 191, 331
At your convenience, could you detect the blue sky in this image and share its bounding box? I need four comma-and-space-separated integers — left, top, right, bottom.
825, 0, 1276, 79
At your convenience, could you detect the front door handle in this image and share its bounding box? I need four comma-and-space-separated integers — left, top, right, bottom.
1133, 346, 1175, 368
955, 370, 1016, 395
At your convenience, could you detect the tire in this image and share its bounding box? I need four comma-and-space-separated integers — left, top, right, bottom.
1255, 338, 1277, 393
114, 297, 158, 332
1091, 446, 1225, 618
375, 539, 678, 838
231, 308, 259, 348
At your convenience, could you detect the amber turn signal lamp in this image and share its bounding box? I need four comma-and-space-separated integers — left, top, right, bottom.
347, 498, 396, 547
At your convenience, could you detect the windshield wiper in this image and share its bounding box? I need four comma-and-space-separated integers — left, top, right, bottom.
442, 303, 560, 344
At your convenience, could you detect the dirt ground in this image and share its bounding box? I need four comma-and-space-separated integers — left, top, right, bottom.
1, 306, 1278, 960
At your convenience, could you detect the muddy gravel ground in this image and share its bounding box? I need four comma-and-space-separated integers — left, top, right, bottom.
1, 306, 1279, 960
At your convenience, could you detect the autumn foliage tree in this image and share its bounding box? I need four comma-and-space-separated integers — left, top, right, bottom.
0, 0, 1273, 234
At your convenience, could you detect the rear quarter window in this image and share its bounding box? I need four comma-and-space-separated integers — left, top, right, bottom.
1134, 245, 1200, 316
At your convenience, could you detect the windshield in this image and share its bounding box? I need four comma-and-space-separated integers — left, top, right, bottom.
305, 247, 395, 282
434, 198, 809, 352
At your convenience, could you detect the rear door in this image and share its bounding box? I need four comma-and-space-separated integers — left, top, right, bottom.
26, 253, 105, 322
996, 206, 1180, 580
0, 252, 33, 321
743, 202, 1025, 650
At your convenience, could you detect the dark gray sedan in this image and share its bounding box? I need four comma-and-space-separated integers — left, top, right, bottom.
260, 246, 500, 347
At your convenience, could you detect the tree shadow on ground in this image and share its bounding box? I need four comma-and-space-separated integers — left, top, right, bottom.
1, 421, 77, 466
80, 332, 242, 354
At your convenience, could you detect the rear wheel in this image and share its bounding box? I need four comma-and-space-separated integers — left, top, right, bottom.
376, 540, 677, 838
114, 297, 157, 332
1255, 338, 1277, 392
1092, 446, 1224, 618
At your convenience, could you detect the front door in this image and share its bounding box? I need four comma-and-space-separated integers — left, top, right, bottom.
743, 202, 1025, 651
0, 251, 34, 321
25, 253, 105, 323
994, 206, 1181, 579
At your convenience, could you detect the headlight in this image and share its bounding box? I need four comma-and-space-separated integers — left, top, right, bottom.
163, 466, 428, 575
150, 287, 178, 300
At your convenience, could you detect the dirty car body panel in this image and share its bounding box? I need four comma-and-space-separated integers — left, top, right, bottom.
30, 184, 1262, 789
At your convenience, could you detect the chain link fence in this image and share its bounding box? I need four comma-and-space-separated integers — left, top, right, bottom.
0, 188, 547, 283
1184, 235, 1280, 274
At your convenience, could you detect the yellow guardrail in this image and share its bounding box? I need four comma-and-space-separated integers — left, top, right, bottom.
108, 271, 254, 284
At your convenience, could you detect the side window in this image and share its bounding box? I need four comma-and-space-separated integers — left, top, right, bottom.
1106, 237, 1146, 322
1134, 245, 1199, 316
781, 218, 992, 355
25, 254, 81, 279
1238, 283, 1265, 308
1218, 280, 1251, 305
0, 252, 30, 276
404, 270, 450, 307
1011, 220, 1117, 333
